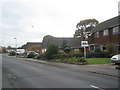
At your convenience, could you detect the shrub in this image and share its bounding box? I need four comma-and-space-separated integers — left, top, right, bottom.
73, 53, 84, 58
87, 51, 110, 58
45, 44, 59, 60
53, 54, 66, 59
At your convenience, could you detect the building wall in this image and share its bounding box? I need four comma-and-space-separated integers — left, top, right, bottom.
88, 25, 120, 53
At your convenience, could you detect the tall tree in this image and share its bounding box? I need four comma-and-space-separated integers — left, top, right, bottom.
74, 19, 99, 39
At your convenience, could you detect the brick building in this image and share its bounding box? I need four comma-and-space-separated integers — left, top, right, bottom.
86, 16, 120, 53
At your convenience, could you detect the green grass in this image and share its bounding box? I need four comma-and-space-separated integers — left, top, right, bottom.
86, 58, 111, 64
16, 54, 26, 58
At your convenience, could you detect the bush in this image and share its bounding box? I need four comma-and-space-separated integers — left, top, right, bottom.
53, 54, 66, 59
8, 51, 16, 56
87, 51, 110, 58
45, 44, 59, 60
27, 52, 35, 58
73, 53, 84, 58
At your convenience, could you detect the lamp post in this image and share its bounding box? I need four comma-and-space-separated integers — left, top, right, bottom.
14, 38, 17, 51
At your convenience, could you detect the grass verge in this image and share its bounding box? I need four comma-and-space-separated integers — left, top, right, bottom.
86, 58, 111, 64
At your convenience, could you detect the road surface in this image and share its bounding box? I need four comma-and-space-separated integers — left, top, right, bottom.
2, 55, 119, 89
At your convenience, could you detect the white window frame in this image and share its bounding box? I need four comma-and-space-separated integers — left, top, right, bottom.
112, 26, 119, 35
103, 29, 108, 36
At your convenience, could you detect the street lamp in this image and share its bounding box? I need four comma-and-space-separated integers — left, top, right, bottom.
14, 38, 17, 51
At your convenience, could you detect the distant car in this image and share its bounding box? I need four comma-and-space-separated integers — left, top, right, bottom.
27, 51, 39, 56
16, 49, 25, 55
34, 53, 39, 55
111, 54, 120, 64
27, 51, 35, 55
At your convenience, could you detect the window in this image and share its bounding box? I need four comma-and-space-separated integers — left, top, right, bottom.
101, 45, 107, 51
112, 26, 119, 35
103, 29, 108, 36
94, 32, 99, 38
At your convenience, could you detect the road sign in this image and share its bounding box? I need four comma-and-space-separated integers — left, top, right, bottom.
81, 41, 89, 58
81, 41, 89, 47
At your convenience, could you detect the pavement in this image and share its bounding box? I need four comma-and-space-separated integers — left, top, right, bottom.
15, 56, 120, 78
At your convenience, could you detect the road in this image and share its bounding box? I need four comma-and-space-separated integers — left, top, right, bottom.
2, 55, 119, 89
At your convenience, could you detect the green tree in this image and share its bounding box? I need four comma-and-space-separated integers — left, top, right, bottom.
74, 19, 99, 39
61, 40, 71, 53
45, 44, 59, 60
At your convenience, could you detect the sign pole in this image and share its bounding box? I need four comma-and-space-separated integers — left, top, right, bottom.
81, 41, 88, 58
84, 46, 86, 58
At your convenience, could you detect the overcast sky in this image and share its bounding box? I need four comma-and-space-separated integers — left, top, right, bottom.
0, 0, 120, 47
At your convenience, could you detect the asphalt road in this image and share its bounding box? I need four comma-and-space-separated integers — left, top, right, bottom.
2, 55, 119, 89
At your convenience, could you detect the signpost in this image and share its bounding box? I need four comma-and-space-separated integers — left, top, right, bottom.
81, 41, 89, 58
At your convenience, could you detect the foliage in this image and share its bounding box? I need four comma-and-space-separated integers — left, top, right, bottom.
53, 54, 67, 59
52, 57, 88, 65
79, 57, 87, 62
61, 40, 71, 53
8, 51, 16, 56
106, 44, 116, 57
87, 51, 110, 58
45, 44, 59, 60
74, 19, 99, 38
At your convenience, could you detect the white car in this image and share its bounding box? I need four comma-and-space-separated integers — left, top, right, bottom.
16, 49, 25, 55
111, 54, 120, 64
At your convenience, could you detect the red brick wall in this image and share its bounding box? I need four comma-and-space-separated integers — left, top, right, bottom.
88, 27, 120, 45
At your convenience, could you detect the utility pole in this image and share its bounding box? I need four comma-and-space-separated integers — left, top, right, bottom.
14, 38, 17, 51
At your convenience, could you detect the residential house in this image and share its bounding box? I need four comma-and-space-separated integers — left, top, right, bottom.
86, 15, 120, 53
42, 35, 82, 53
21, 42, 42, 53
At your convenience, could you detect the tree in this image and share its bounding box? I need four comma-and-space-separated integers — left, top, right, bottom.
7, 46, 12, 49
45, 44, 59, 60
74, 19, 99, 39
61, 40, 71, 53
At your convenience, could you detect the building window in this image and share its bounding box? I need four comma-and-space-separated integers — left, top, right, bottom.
112, 26, 119, 35
94, 32, 99, 38
103, 29, 108, 36
101, 45, 107, 51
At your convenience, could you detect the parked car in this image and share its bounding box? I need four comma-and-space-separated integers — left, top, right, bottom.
27, 51, 39, 58
16, 49, 25, 55
27, 51, 39, 56
111, 54, 120, 64
27, 51, 35, 55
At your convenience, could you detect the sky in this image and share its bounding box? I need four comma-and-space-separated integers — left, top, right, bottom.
0, 0, 120, 47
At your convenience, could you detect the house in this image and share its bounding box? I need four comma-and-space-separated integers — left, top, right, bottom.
21, 42, 42, 50
21, 42, 42, 53
42, 35, 82, 53
86, 15, 120, 53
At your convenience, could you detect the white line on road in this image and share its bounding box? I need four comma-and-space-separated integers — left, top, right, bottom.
90, 85, 104, 90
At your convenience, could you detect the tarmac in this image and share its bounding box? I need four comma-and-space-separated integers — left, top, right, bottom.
22, 58, 120, 78
2, 54, 120, 78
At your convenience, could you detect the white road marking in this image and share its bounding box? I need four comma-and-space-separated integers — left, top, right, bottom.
90, 85, 104, 90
